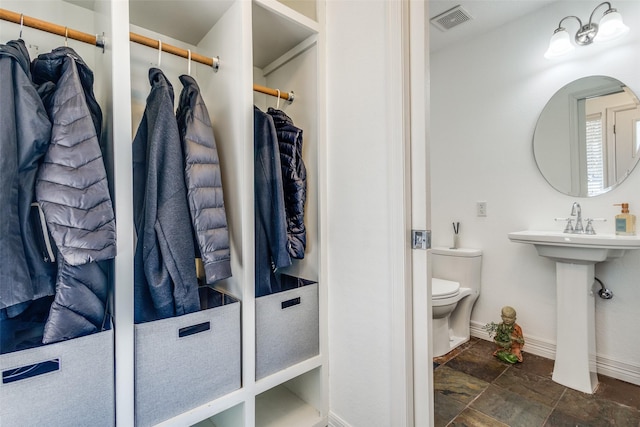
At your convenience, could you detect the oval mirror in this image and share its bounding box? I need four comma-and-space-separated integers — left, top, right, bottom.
533, 76, 640, 197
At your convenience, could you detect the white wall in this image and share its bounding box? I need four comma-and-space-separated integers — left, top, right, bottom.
431, 0, 640, 382
326, 1, 409, 426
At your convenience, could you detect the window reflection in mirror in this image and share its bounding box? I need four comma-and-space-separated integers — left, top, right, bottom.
534, 76, 640, 197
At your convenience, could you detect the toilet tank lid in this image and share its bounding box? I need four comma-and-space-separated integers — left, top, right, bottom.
432, 247, 482, 257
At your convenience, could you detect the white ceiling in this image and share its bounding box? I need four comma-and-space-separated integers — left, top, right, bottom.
65, 0, 557, 54
64, 0, 234, 45
127, 0, 234, 45
429, 0, 556, 53
64, 0, 315, 68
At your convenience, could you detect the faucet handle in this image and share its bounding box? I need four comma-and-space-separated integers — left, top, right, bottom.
555, 217, 574, 233
584, 218, 607, 235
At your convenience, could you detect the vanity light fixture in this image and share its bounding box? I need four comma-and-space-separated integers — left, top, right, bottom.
544, 1, 629, 59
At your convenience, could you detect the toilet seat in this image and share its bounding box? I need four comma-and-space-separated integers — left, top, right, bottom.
432, 278, 460, 299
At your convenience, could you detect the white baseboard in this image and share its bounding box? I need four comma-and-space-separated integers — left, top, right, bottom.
328, 411, 353, 427
470, 321, 556, 360
470, 321, 640, 386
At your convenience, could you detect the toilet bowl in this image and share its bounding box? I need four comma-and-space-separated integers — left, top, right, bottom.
431, 247, 482, 358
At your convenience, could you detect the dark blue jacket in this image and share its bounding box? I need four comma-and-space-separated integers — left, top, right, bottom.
0, 39, 55, 317
177, 75, 231, 284
133, 68, 200, 323
267, 108, 307, 259
254, 107, 291, 297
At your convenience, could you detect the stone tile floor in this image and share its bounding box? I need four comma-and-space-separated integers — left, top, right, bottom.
433, 338, 640, 426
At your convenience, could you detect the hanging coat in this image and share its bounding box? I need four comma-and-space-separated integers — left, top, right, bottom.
176, 74, 232, 284
0, 39, 55, 317
32, 47, 116, 265
267, 107, 307, 259
41, 257, 110, 343
254, 107, 291, 297
133, 68, 200, 323
31, 46, 116, 343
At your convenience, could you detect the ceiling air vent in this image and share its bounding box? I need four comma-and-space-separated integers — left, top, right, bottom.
430, 5, 473, 32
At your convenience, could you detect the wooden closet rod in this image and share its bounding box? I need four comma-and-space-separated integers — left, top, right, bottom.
129, 32, 219, 71
253, 83, 295, 103
0, 8, 220, 71
0, 8, 104, 48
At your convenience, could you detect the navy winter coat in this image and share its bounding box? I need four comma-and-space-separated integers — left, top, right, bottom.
177, 75, 231, 284
267, 108, 307, 259
0, 39, 55, 317
133, 68, 200, 323
31, 47, 117, 343
254, 107, 291, 297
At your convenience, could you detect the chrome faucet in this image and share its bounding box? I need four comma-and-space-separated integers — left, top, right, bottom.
556, 203, 606, 234
571, 202, 584, 234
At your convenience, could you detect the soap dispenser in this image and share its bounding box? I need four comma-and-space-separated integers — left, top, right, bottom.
614, 203, 636, 236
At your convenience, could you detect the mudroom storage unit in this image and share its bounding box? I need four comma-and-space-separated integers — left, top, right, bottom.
0, 0, 327, 426
0, 2, 116, 425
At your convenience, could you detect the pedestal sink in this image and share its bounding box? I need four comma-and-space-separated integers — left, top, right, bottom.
508, 230, 640, 393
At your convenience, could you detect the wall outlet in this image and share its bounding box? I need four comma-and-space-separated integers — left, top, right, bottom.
477, 201, 487, 217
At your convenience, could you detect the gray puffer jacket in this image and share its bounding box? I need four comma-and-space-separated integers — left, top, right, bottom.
33, 47, 116, 265
0, 39, 55, 316
176, 74, 231, 284
32, 47, 116, 343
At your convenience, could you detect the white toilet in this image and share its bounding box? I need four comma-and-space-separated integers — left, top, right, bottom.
431, 247, 482, 357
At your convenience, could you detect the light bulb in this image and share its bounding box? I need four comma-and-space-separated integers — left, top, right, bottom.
594, 10, 630, 43
545, 28, 575, 58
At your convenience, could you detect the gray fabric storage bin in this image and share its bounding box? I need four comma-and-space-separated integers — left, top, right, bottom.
0, 329, 115, 426
135, 287, 241, 427
256, 275, 319, 380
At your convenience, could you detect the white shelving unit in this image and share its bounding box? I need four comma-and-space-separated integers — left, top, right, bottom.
0, 0, 327, 426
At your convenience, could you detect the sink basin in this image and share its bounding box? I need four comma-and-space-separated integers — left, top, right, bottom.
508, 230, 640, 264
509, 229, 640, 393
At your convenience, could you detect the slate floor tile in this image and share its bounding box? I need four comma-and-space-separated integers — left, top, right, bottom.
434, 391, 468, 427
434, 365, 490, 405
434, 337, 480, 365
444, 345, 508, 383
450, 408, 510, 427
596, 375, 640, 411
548, 388, 640, 426
493, 366, 565, 407
470, 384, 554, 427
512, 352, 555, 379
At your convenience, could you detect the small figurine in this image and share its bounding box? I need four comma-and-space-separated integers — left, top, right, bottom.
483, 306, 524, 363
